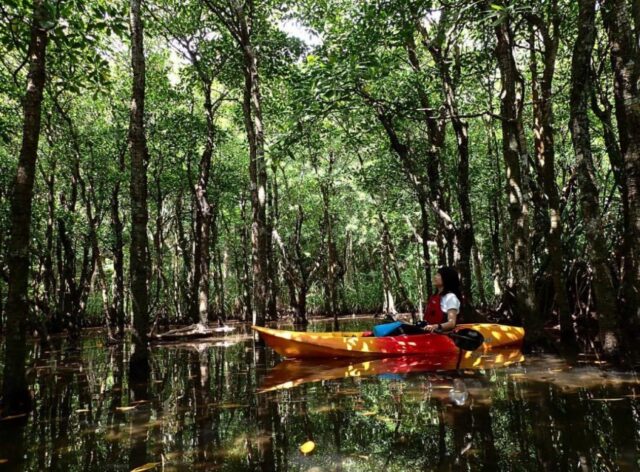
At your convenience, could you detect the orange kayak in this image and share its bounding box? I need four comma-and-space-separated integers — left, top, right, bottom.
252, 323, 524, 359
259, 349, 524, 392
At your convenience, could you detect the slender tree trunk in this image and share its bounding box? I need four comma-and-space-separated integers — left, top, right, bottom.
380, 218, 397, 317
379, 213, 415, 316
57, 162, 81, 341
418, 195, 434, 295
405, 34, 453, 266
150, 157, 165, 330
491, 4, 539, 337
128, 0, 150, 381
82, 176, 115, 342
591, 85, 630, 262
527, 11, 573, 340
111, 146, 126, 337
318, 164, 341, 326
192, 81, 215, 326
204, 2, 271, 327
471, 243, 487, 307
0, 284, 3, 335
423, 31, 477, 316
175, 191, 191, 321
266, 173, 279, 321
273, 205, 316, 324
2, 0, 48, 416
42, 161, 56, 318
601, 0, 640, 325
214, 242, 226, 322
486, 77, 506, 298
366, 95, 435, 296
239, 195, 253, 322
569, 0, 621, 355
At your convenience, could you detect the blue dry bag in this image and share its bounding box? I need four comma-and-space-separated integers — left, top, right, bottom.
372, 321, 402, 337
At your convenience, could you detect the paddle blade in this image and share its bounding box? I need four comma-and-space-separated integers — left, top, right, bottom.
451, 328, 484, 351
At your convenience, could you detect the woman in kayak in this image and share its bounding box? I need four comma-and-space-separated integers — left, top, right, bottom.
372, 266, 461, 336
421, 266, 461, 332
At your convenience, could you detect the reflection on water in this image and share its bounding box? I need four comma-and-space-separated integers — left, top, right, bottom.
0, 319, 638, 471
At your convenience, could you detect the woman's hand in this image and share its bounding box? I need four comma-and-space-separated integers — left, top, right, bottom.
423, 324, 439, 333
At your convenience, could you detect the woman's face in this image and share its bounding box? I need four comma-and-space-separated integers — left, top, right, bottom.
433, 273, 443, 289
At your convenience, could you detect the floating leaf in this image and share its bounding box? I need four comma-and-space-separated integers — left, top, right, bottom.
299, 440, 315, 455
131, 462, 160, 472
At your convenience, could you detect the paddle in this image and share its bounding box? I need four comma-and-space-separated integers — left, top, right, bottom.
437, 328, 485, 351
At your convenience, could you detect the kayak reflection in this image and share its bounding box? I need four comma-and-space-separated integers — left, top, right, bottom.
259, 348, 524, 393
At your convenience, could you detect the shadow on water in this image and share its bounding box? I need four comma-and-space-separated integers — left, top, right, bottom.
0, 318, 638, 471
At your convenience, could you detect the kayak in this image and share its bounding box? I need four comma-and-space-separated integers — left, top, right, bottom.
259, 348, 524, 392
252, 323, 524, 359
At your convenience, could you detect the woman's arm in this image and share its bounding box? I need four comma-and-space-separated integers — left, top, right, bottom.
424, 310, 457, 332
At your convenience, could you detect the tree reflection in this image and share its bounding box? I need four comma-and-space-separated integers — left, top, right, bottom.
0, 327, 637, 470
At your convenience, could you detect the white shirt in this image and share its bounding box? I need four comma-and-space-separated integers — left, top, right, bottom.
441, 293, 460, 314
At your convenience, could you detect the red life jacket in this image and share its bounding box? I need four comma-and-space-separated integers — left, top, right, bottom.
424, 294, 447, 324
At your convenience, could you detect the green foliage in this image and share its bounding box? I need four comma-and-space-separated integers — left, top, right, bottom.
0, 0, 631, 326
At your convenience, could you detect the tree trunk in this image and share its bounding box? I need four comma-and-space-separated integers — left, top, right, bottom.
601, 0, 640, 325
150, 156, 165, 331
239, 195, 253, 322
379, 213, 415, 316
418, 195, 434, 295
380, 218, 397, 317
422, 27, 477, 317
365, 93, 436, 296
81, 175, 115, 342
56, 161, 82, 341
128, 0, 150, 380
111, 146, 126, 337
175, 190, 191, 321
527, 10, 573, 340
192, 81, 215, 326
203, 0, 269, 328
591, 82, 630, 266
273, 204, 318, 325
405, 34, 453, 267
42, 160, 56, 320
214, 4, 271, 327
471, 243, 487, 307
2, 0, 48, 416
266, 173, 279, 321
491, 4, 539, 337
318, 162, 341, 326
569, 0, 621, 355
214, 243, 226, 321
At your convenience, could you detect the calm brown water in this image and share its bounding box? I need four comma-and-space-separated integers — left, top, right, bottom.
0, 319, 639, 471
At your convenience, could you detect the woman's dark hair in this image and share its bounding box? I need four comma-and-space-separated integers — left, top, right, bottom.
437, 266, 462, 300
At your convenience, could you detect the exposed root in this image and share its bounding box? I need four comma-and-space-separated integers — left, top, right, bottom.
150, 323, 235, 342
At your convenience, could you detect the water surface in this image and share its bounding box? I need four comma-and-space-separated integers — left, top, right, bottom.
0, 319, 638, 471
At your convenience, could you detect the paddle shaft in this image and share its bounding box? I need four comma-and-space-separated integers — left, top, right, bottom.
435, 329, 485, 351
